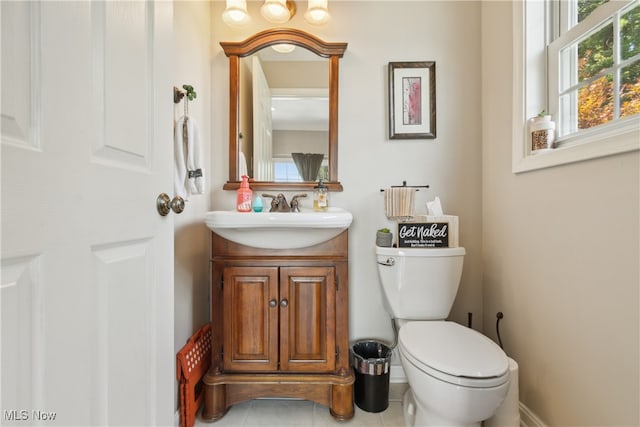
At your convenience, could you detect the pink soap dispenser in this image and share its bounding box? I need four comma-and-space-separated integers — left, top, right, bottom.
236, 175, 253, 212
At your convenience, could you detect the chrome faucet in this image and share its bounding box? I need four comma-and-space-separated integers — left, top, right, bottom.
263, 193, 289, 212
262, 193, 308, 212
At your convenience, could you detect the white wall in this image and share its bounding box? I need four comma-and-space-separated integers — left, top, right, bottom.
173, 0, 212, 411
273, 130, 327, 157
481, 2, 639, 425
209, 1, 484, 372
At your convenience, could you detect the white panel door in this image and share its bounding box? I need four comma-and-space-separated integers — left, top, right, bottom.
1, 1, 174, 425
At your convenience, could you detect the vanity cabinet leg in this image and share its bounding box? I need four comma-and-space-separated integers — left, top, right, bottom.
330, 382, 354, 421
202, 381, 227, 422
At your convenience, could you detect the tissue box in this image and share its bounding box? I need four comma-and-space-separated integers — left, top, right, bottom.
398, 215, 459, 248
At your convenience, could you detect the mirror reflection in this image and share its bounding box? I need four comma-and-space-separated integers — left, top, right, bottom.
239, 47, 329, 182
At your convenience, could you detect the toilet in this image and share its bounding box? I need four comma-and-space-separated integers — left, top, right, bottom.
376, 246, 510, 427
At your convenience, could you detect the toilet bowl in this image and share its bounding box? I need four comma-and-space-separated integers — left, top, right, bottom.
399, 321, 509, 427
375, 246, 510, 427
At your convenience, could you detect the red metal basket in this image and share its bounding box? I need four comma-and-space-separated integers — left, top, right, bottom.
176, 323, 212, 427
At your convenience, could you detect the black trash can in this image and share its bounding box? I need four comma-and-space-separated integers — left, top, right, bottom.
351, 340, 392, 413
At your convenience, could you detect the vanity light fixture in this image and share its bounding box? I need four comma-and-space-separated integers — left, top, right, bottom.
222, 0, 329, 27
261, 0, 294, 24
304, 0, 330, 25
222, 0, 250, 27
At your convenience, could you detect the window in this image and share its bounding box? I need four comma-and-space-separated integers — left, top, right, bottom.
549, 0, 640, 138
512, 0, 640, 173
273, 157, 328, 182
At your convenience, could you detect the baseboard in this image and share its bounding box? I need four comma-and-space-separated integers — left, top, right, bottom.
174, 409, 180, 427
520, 402, 547, 427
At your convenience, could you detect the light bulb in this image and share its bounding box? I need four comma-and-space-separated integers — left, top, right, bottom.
272, 44, 296, 53
261, 0, 291, 24
222, 0, 249, 27
305, 0, 329, 25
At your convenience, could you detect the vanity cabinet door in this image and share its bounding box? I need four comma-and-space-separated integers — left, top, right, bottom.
223, 266, 279, 372
279, 266, 336, 372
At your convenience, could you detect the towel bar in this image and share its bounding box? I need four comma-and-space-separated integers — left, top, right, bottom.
379, 181, 429, 192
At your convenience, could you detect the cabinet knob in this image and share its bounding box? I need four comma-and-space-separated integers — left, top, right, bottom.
269, 299, 278, 308
280, 299, 289, 308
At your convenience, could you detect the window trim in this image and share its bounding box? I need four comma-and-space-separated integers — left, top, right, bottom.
512, 0, 640, 174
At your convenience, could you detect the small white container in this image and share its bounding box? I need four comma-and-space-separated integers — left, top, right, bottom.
528, 115, 556, 152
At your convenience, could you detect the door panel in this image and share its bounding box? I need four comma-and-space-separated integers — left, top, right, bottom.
280, 266, 336, 372
91, 240, 155, 425
223, 266, 279, 371
0, 255, 43, 416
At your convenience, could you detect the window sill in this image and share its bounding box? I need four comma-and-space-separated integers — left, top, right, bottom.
512, 116, 639, 174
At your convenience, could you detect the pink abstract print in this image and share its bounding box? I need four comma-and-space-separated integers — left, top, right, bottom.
402, 77, 422, 125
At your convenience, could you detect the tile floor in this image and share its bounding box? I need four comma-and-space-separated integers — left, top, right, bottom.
195, 383, 408, 427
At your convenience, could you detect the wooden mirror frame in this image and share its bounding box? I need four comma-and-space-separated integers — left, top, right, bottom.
221, 28, 347, 191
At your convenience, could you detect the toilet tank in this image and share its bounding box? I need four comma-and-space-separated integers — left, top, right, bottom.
375, 247, 465, 320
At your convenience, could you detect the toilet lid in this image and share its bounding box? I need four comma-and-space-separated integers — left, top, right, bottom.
399, 321, 508, 380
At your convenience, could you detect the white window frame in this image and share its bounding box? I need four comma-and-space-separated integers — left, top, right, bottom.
512, 0, 640, 174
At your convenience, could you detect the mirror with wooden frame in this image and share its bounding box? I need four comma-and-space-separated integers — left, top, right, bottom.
221, 28, 347, 191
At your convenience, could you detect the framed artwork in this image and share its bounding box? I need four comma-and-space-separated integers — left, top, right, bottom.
388, 61, 436, 139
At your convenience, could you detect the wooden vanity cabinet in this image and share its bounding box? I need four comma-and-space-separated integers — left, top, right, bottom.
202, 230, 354, 422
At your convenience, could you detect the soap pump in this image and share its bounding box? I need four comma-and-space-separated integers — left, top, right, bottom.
313, 179, 328, 212
236, 175, 253, 212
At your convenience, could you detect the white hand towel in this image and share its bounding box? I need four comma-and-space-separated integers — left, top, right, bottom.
238, 150, 248, 178
185, 116, 205, 195
174, 116, 188, 198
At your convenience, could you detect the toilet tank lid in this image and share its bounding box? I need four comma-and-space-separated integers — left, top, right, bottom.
399, 321, 508, 378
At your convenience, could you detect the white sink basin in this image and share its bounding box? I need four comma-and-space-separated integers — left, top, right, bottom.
204, 207, 353, 249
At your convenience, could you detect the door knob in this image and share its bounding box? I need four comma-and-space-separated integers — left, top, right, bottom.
280, 299, 289, 308
157, 193, 185, 216
269, 299, 278, 308
170, 195, 185, 214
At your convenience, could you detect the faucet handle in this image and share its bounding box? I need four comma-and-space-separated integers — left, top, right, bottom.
262, 194, 279, 212
289, 194, 307, 212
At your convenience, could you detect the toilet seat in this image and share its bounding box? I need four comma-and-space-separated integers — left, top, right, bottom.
399, 321, 509, 388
